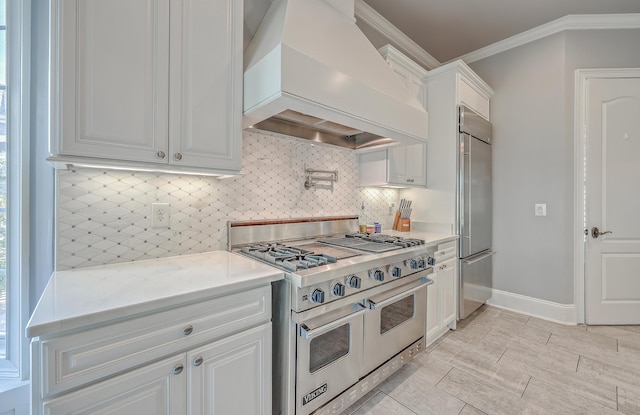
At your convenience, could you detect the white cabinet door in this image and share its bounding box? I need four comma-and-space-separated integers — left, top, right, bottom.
187, 323, 272, 415
387, 144, 427, 186
168, 0, 242, 170
425, 273, 441, 342
56, 0, 170, 163
439, 259, 457, 327
42, 355, 186, 415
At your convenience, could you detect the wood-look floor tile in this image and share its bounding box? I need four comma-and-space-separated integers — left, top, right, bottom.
578, 356, 640, 394
430, 338, 531, 396
413, 354, 454, 385
436, 368, 548, 415
378, 361, 466, 415
349, 391, 416, 415
522, 377, 619, 415
546, 330, 618, 357
486, 319, 552, 346
618, 387, 640, 415
499, 349, 617, 409
526, 317, 587, 336
497, 342, 579, 373
459, 404, 487, 415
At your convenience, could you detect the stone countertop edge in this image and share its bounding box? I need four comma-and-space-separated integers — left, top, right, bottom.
382, 229, 458, 245
26, 251, 284, 339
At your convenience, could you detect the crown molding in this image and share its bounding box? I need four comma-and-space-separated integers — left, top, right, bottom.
457, 13, 640, 64
354, 0, 441, 70
354, 4, 640, 67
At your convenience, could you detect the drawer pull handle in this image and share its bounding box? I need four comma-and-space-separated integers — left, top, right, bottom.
172, 364, 184, 375
193, 356, 204, 367
183, 325, 194, 336
157, 150, 166, 159
174, 152, 183, 161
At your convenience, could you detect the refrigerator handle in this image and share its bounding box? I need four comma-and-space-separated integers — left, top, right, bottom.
462, 251, 495, 265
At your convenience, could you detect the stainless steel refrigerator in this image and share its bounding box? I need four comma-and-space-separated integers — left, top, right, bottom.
458, 105, 493, 319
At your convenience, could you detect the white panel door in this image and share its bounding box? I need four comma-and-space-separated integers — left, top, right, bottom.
57, 0, 170, 162
187, 324, 271, 415
586, 76, 640, 324
169, 0, 242, 170
42, 355, 186, 415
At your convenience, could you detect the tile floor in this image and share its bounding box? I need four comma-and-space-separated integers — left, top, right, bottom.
344, 305, 640, 415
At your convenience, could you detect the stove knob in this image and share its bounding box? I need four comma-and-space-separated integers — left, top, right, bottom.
370, 269, 384, 282
347, 275, 361, 289
405, 258, 419, 269
426, 256, 436, 266
332, 282, 346, 297
417, 258, 426, 269
390, 266, 402, 278
310, 288, 325, 304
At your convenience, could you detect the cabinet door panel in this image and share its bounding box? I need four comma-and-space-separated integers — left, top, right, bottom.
42, 355, 186, 415
440, 259, 457, 326
169, 0, 242, 170
188, 323, 271, 415
57, 0, 169, 162
425, 274, 440, 342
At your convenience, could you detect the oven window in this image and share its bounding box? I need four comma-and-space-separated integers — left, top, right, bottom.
380, 295, 415, 334
309, 324, 350, 373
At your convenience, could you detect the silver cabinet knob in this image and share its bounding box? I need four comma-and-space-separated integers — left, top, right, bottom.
174, 153, 183, 161
193, 356, 204, 367
157, 150, 166, 159
183, 325, 193, 336
172, 364, 184, 375
591, 227, 613, 238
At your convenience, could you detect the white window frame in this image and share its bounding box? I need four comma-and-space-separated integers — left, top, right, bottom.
0, 0, 31, 382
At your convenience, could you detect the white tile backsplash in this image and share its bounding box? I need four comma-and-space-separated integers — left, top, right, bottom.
56, 131, 399, 269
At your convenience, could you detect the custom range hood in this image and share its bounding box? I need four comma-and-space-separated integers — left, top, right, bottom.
243, 0, 429, 151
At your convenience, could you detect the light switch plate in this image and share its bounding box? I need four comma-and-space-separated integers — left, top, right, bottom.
535, 203, 546, 217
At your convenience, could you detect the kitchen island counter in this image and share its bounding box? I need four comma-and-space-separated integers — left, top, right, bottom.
26, 251, 284, 338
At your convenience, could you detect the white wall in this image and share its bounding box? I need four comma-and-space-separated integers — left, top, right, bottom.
469, 29, 640, 305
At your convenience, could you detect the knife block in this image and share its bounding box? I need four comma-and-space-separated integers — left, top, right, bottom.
399, 219, 410, 232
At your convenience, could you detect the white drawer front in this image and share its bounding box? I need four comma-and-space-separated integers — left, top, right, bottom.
434, 241, 457, 263
39, 285, 270, 398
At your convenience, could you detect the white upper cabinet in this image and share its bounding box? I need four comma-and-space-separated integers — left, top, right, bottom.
359, 46, 428, 188
51, 0, 243, 174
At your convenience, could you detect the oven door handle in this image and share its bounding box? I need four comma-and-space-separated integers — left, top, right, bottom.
365, 277, 433, 310
299, 304, 366, 339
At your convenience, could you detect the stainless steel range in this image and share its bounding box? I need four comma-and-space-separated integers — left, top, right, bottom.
228, 216, 435, 415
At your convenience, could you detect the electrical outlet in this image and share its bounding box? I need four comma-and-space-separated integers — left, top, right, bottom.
535, 203, 547, 217
151, 203, 170, 228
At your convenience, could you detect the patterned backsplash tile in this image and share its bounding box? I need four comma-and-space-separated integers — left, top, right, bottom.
56, 131, 399, 269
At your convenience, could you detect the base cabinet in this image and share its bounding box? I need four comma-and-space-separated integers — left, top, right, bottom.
426, 242, 457, 345
32, 286, 272, 415
188, 324, 271, 414
42, 355, 187, 415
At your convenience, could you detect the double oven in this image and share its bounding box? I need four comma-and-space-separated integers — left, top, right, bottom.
229, 216, 435, 415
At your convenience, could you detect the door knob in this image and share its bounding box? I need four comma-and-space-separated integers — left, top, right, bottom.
591, 227, 613, 238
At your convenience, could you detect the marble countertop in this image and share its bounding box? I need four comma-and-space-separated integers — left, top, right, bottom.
382, 229, 458, 245
26, 251, 284, 338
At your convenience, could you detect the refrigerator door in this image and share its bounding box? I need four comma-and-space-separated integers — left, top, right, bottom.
459, 251, 494, 319
460, 132, 492, 257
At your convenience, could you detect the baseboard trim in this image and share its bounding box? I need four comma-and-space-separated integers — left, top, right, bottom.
486, 289, 577, 325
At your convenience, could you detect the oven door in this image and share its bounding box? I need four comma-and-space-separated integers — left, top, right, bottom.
295, 302, 366, 415
363, 274, 431, 374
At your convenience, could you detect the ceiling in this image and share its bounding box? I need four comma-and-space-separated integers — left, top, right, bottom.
361, 0, 640, 62
244, 0, 640, 64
